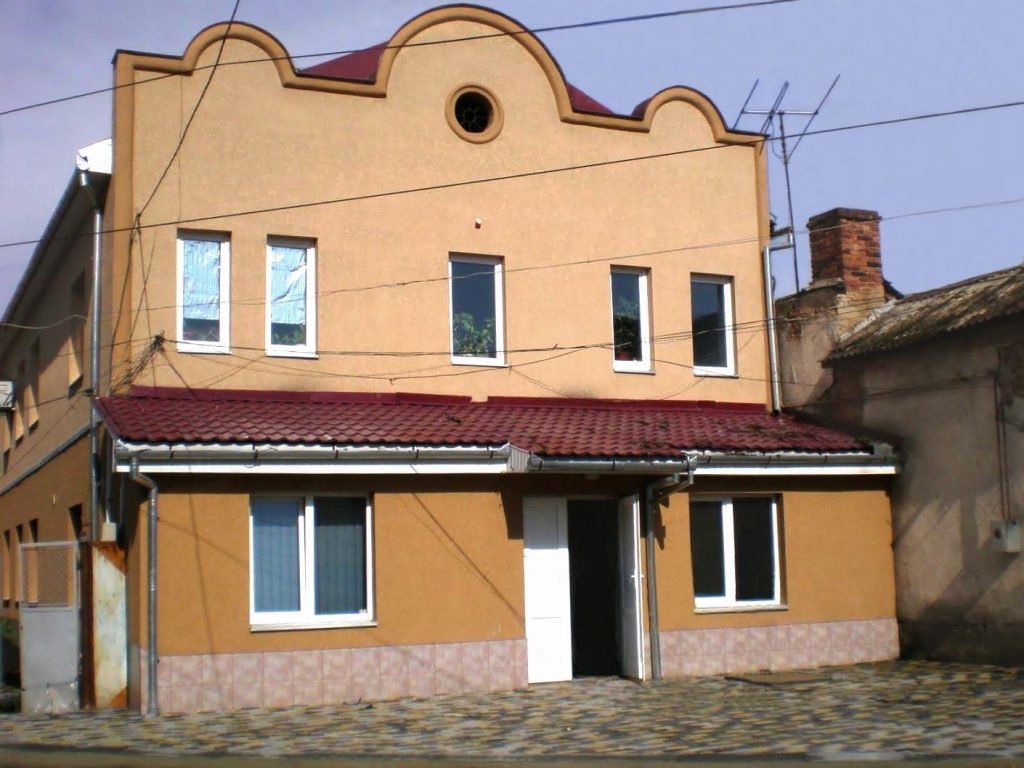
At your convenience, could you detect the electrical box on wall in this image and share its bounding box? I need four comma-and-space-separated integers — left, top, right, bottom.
990, 519, 1022, 553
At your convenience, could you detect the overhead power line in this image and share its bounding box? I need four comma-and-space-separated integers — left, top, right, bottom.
0, 0, 796, 118
3, 96, 1024, 254
1, 196, 1022, 334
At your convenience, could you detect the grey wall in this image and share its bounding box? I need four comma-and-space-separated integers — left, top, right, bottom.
828, 322, 1024, 664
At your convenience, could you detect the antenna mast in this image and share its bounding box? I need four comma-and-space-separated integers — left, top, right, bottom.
734, 75, 840, 293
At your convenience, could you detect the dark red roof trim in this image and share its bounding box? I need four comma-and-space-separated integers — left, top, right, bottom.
301, 47, 615, 116
98, 388, 869, 458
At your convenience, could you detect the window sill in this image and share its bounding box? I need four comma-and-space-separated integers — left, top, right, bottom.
451, 356, 507, 368
693, 368, 737, 378
612, 364, 654, 375
265, 349, 318, 359
694, 603, 788, 615
177, 343, 231, 355
250, 618, 377, 632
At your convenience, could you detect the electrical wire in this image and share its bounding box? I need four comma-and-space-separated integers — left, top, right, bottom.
1, 197, 1019, 335
4, 95, 1024, 254
0, 0, 796, 119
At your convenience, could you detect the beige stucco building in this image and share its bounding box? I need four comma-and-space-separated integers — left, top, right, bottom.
2, 7, 900, 714
778, 207, 1024, 665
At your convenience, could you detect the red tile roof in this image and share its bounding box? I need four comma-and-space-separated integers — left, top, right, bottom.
302, 45, 614, 115
96, 388, 869, 458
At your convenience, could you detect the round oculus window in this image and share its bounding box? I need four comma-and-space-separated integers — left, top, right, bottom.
447, 86, 503, 143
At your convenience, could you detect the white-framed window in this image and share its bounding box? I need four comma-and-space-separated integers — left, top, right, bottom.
449, 254, 505, 366
689, 496, 782, 610
691, 275, 735, 376
249, 495, 374, 630
177, 232, 230, 353
266, 238, 317, 357
610, 268, 651, 372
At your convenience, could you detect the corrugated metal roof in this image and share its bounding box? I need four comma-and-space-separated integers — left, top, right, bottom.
96, 387, 870, 457
829, 265, 1024, 361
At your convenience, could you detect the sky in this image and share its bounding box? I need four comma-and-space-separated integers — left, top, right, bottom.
2, 0, 1023, 315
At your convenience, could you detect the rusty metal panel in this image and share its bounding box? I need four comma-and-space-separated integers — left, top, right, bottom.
92, 542, 127, 709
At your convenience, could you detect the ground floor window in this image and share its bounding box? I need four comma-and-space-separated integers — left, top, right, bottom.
249, 495, 374, 629
689, 496, 781, 610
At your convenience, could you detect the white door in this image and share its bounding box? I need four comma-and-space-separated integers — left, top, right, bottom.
618, 494, 646, 680
523, 496, 572, 683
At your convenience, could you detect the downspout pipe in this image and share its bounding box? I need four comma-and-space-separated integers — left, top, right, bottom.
79, 171, 103, 539
129, 457, 158, 716
644, 454, 696, 680
763, 228, 793, 414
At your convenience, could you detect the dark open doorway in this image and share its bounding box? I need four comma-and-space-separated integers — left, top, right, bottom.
567, 499, 620, 677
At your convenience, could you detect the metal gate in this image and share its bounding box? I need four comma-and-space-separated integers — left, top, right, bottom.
19, 541, 79, 713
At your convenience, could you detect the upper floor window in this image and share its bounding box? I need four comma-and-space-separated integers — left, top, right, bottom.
177, 232, 230, 353
266, 239, 316, 357
449, 255, 504, 366
611, 268, 651, 372
68, 272, 86, 390
12, 363, 24, 443
691, 275, 735, 376
250, 495, 374, 630
690, 496, 782, 611
26, 340, 39, 430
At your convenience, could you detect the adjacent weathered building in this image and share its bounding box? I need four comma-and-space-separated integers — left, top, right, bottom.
779, 207, 1024, 665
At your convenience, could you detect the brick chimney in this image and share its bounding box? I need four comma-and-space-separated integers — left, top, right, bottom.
775, 207, 889, 409
807, 208, 884, 301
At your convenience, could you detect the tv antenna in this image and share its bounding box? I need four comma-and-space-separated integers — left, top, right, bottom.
733, 75, 840, 293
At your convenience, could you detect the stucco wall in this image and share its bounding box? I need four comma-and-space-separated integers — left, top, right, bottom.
129, 474, 894, 656
111, 11, 770, 404
0, 209, 94, 496
0, 437, 88, 624
655, 478, 895, 631
831, 323, 1024, 663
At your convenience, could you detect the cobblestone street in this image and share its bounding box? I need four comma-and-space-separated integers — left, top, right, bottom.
1, 661, 1023, 763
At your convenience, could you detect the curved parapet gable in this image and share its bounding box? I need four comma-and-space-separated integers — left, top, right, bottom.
119, 5, 764, 146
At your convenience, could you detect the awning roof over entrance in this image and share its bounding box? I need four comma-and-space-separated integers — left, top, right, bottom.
96, 387, 897, 476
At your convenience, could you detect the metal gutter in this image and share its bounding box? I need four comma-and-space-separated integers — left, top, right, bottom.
692, 449, 899, 476
78, 168, 105, 539
643, 454, 695, 680
110, 440, 897, 476
129, 457, 158, 716
114, 442, 532, 474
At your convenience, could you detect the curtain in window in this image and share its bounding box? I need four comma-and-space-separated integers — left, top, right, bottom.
182, 239, 221, 321
314, 497, 366, 614
252, 499, 300, 612
270, 245, 307, 345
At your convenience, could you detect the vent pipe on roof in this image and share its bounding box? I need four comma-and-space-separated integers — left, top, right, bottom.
764, 228, 793, 412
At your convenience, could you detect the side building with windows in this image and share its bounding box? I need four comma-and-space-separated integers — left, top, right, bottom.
11, 6, 899, 714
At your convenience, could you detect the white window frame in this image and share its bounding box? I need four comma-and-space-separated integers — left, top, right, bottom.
610, 267, 651, 373
176, 231, 230, 354
248, 494, 375, 631
448, 254, 505, 367
691, 274, 736, 377
691, 496, 782, 611
265, 238, 317, 358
